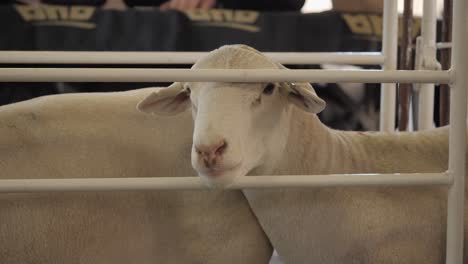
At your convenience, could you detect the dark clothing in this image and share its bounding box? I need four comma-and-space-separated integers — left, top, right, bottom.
218, 0, 305, 11
128, 0, 306, 11
10, 0, 106, 4
9, 0, 305, 11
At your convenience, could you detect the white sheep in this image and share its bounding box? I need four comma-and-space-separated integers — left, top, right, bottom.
138, 44, 468, 264
0, 88, 273, 264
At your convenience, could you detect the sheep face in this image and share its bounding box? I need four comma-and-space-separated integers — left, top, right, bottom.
137, 45, 326, 187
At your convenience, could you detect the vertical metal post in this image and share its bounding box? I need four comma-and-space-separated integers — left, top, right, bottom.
380, 0, 398, 132
398, 0, 413, 131
418, 0, 437, 130
446, 0, 467, 262
439, 0, 452, 126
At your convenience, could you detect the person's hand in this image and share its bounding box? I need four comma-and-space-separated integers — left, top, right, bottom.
160, 0, 216, 11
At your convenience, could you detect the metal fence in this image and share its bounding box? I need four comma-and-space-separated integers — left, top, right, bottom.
0, 0, 465, 262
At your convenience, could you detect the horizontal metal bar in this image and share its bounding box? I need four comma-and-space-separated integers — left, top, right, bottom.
0, 68, 452, 83
436, 42, 452, 49
0, 173, 451, 193
0, 51, 385, 65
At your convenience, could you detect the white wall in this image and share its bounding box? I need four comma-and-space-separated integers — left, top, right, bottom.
301, 0, 332, 12
302, 0, 445, 17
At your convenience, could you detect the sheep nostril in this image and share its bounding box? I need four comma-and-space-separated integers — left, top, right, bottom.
195, 146, 202, 155
215, 141, 227, 156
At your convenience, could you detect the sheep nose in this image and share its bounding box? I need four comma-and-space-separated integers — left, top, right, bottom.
195, 139, 227, 157
195, 140, 227, 168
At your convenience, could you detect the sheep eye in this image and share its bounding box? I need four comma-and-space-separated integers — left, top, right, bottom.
262, 83, 275, 95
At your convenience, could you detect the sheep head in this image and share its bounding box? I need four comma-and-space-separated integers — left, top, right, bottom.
137, 45, 326, 187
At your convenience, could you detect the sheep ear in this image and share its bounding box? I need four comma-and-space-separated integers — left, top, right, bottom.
274, 62, 325, 113
282, 82, 326, 113
137, 82, 190, 115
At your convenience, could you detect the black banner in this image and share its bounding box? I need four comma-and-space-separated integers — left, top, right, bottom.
1, 4, 425, 52
0, 5, 433, 130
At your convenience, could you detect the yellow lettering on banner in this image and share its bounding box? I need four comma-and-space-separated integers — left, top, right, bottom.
368, 15, 382, 36
342, 14, 373, 35
70, 6, 95, 20
234, 11, 258, 24
43, 5, 68, 20
15, 5, 46, 21
185, 10, 211, 21
15, 4, 94, 21
344, 13, 423, 40
14, 4, 96, 29
222, 9, 234, 22
210, 9, 224, 22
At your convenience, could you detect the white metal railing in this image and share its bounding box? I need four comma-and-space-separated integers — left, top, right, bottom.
436, 42, 452, 49
0, 51, 385, 65
0, 173, 452, 192
445, 0, 466, 262
416, 0, 439, 130
379, 0, 398, 132
0, 68, 451, 83
0, 0, 465, 263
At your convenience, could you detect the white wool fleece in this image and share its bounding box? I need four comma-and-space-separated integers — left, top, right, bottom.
136, 44, 468, 264
243, 109, 468, 264
0, 88, 272, 264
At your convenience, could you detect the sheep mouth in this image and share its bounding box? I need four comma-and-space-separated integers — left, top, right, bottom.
201, 163, 242, 178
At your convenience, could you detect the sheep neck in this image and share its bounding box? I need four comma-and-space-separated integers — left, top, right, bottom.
280, 108, 451, 176
278, 109, 374, 175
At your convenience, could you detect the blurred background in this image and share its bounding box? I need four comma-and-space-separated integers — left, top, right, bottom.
303, 0, 444, 15
0, 0, 447, 131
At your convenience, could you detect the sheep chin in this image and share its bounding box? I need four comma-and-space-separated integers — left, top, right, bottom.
199, 169, 244, 189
